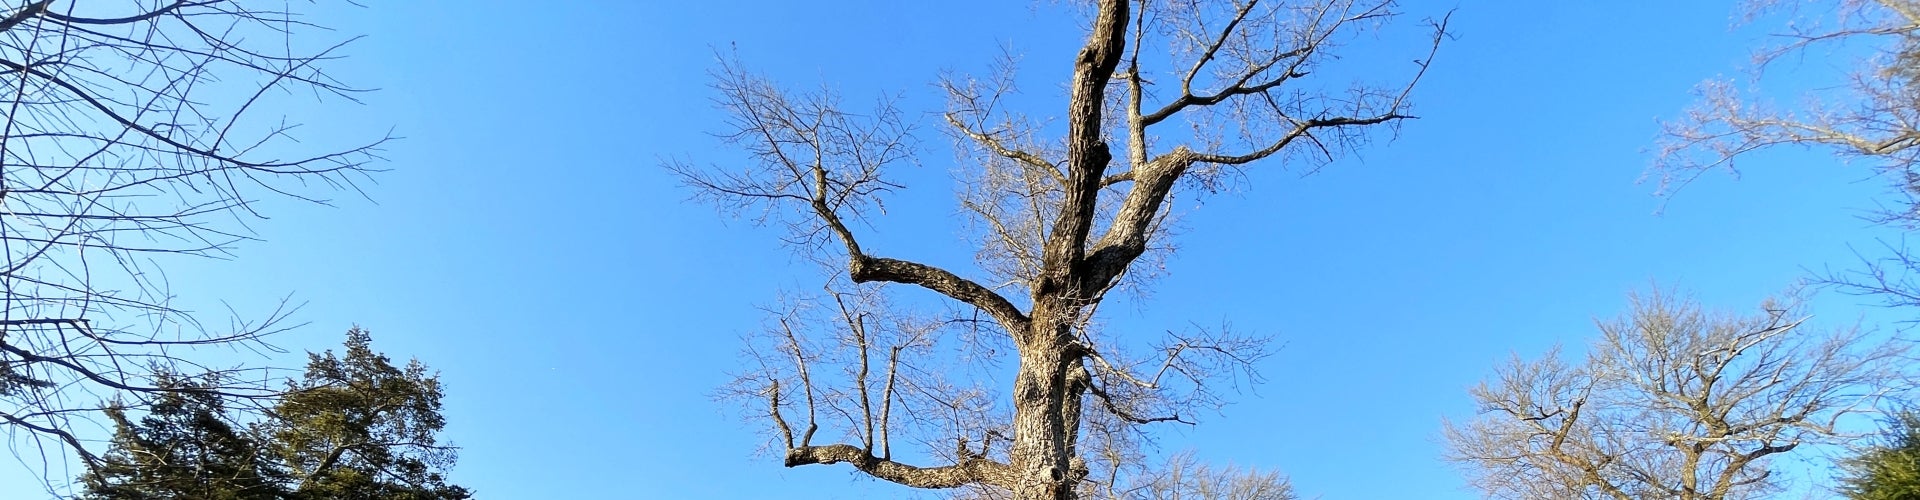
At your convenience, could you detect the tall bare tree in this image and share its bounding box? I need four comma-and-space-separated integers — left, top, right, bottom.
0, 0, 381, 478
1656, 0, 1920, 307
678, 1, 1447, 499
1444, 290, 1910, 500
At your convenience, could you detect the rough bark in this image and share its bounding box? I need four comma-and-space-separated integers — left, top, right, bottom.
999, 2, 1131, 498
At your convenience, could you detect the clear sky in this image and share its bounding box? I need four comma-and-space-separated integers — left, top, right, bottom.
2, 0, 1909, 498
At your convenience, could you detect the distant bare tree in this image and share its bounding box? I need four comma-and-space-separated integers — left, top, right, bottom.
1130, 452, 1294, 500
1444, 290, 1910, 500
979, 447, 1295, 500
0, 0, 381, 479
1656, 0, 1920, 308
681, 1, 1449, 499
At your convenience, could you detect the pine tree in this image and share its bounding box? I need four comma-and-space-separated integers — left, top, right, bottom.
79, 328, 469, 500
79, 376, 283, 500
273, 327, 469, 500
1842, 411, 1920, 500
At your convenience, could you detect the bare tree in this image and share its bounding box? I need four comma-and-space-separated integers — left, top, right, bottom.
975, 448, 1296, 500
0, 0, 381, 480
1444, 290, 1910, 500
679, 1, 1448, 499
1130, 452, 1294, 500
1656, 0, 1920, 307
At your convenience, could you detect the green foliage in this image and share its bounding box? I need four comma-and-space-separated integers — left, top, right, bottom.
79, 377, 284, 500
274, 327, 468, 500
79, 327, 469, 500
1841, 410, 1920, 500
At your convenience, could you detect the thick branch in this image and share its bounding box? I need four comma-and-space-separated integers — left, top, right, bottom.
1081, 151, 1193, 294
786, 444, 1016, 489
789, 146, 1031, 334
851, 254, 1030, 333
0, 0, 47, 33
768, 379, 794, 448
1040, 0, 1129, 294
880, 346, 899, 460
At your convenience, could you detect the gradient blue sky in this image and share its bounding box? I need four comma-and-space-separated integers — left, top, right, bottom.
2, 0, 1909, 498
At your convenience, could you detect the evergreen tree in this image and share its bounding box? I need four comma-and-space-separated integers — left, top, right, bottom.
79, 328, 469, 500
1842, 411, 1920, 500
79, 376, 283, 500
273, 327, 469, 500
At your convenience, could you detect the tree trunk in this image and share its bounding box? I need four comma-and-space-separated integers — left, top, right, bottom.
1008, 1, 1127, 497
1008, 318, 1084, 500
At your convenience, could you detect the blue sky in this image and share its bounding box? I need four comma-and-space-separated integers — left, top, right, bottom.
3, 0, 1910, 498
